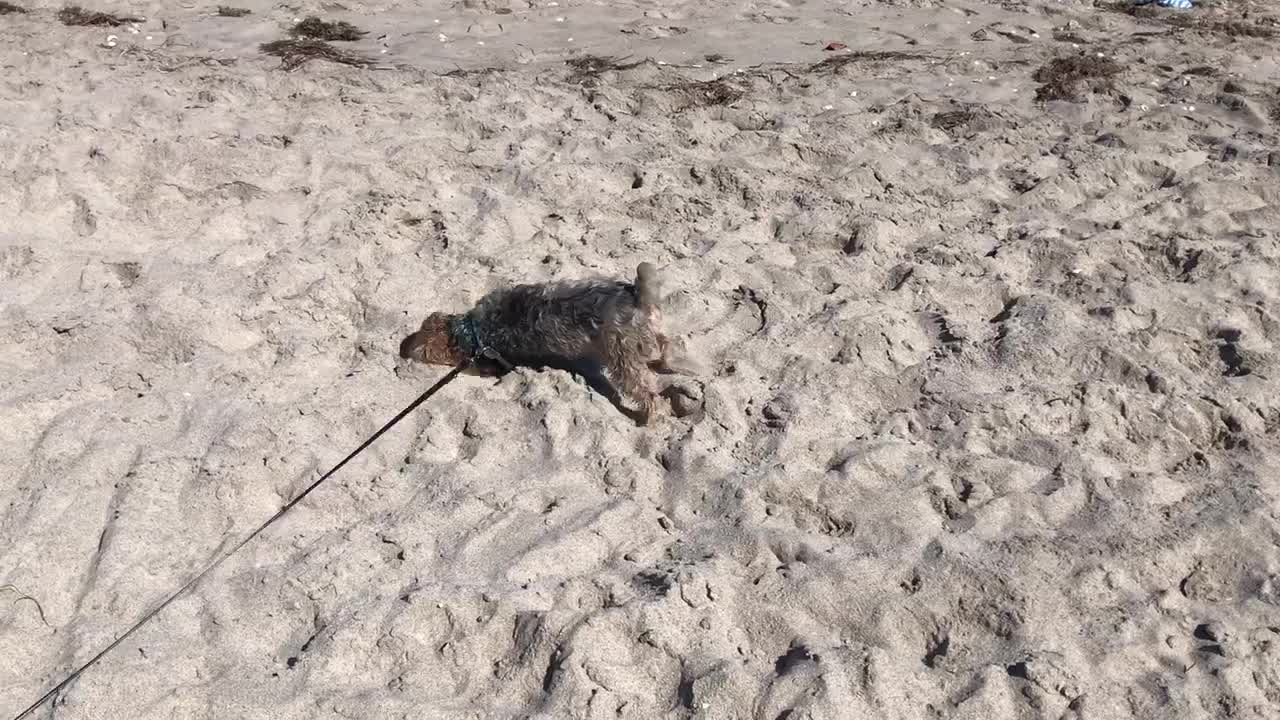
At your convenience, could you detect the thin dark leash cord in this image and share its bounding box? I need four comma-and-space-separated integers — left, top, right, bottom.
11, 362, 469, 720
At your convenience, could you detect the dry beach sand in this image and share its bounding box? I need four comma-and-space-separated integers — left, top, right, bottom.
3, 0, 1280, 718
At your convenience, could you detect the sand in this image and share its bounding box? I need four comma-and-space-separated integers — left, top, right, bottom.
2, 0, 1280, 718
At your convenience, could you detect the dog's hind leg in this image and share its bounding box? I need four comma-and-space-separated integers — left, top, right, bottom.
602, 327, 660, 424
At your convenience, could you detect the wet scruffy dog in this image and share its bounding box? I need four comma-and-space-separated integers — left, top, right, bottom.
399, 263, 691, 424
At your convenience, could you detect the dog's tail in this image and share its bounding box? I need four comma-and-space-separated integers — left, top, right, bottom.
635, 262, 660, 309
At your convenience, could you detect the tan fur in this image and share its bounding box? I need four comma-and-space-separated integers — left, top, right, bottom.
399, 313, 462, 366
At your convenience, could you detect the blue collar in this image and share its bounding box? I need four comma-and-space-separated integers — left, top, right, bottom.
448, 313, 513, 372
448, 314, 482, 358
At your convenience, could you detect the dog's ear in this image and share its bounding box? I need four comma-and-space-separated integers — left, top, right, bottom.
420, 312, 447, 332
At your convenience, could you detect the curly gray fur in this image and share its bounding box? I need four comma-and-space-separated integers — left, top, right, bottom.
467, 279, 645, 362
402, 263, 684, 423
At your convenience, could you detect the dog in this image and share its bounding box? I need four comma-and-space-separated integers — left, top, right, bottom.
399, 262, 692, 424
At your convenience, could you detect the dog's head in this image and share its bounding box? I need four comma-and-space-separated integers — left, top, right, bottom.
400, 312, 467, 366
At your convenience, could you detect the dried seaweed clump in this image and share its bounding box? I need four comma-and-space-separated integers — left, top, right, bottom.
661, 78, 745, 109
1033, 55, 1121, 101
58, 5, 144, 25
566, 55, 641, 85
217, 6, 250, 17
0, 2, 28, 15
1120, 3, 1276, 39
292, 16, 365, 41
260, 38, 371, 71
930, 109, 975, 132
1193, 19, 1275, 39
808, 50, 924, 74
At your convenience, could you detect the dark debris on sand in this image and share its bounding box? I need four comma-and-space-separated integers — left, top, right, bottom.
1114, 2, 1276, 39
57, 5, 144, 26
260, 38, 371, 71
566, 55, 642, 86
292, 16, 366, 41
929, 104, 1003, 138
658, 78, 745, 109
216, 6, 250, 17
930, 108, 977, 132
1033, 55, 1121, 102
0, 1, 27, 15
1188, 18, 1276, 39
437, 65, 501, 79
808, 50, 926, 74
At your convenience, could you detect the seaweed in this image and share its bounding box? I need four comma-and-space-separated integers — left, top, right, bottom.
260, 38, 371, 71
930, 109, 975, 131
292, 16, 365, 41
1033, 55, 1121, 102
566, 55, 642, 85
808, 50, 925, 74
1112, 2, 1276, 39
58, 5, 144, 26
658, 78, 744, 108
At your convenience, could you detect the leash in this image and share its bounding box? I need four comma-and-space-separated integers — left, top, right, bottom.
11, 363, 469, 720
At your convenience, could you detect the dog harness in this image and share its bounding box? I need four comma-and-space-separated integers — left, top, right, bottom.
449, 314, 513, 373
